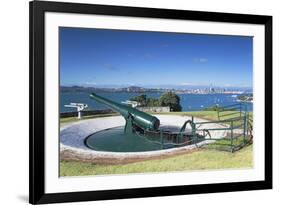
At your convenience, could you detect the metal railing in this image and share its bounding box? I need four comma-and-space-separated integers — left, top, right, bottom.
199, 103, 253, 152
167, 103, 252, 152
134, 103, 253, 152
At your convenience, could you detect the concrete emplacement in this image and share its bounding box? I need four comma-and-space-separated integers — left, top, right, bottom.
60, 115, 228, 164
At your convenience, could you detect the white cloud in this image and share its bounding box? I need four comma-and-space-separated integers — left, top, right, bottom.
193, 58, 208, 63
85, 82, 97, 85
180, 82, 207, 86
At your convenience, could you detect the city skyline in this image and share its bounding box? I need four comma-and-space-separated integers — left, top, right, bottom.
60, 27, 253, 88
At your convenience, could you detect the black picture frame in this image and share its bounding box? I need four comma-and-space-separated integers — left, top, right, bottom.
29, 0, 272, 204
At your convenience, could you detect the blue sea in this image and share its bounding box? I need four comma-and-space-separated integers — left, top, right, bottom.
60, 92, 253, 113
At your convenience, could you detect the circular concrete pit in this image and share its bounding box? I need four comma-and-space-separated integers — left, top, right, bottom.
60, 115, 228, 164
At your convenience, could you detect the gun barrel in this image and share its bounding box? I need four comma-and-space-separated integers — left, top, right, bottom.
90, 93, 160, 131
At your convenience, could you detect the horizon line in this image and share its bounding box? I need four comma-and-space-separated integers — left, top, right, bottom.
60, 84, 253, 88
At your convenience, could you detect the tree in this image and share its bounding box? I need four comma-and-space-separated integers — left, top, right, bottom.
130, 94, 147, 106
147, 98, 160, 106
159, 91, 182, 111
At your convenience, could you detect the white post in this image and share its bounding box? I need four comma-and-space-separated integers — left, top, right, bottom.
64, 103, 88, 119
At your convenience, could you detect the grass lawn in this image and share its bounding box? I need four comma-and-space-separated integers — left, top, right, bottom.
60, 145, 252, 176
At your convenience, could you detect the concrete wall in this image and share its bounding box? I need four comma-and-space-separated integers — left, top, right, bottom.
137, 106, 170, 113
61, 106, 170, 118
60, 109, 115, 118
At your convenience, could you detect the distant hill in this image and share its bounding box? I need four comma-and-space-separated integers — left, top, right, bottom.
60, 86, 162, 93
60, 85, 253, 94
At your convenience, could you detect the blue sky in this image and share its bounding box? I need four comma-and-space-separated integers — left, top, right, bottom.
59, 27, 253, 88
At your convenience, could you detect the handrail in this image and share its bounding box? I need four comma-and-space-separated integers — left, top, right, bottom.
195, 116, 241, 125
218, 111, 242, 118
217, 103, 242, 109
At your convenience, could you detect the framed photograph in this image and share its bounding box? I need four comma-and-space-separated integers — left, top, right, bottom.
29, 0, 272, 204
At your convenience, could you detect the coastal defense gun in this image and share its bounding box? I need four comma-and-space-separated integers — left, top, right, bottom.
90, 93, 160, 133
